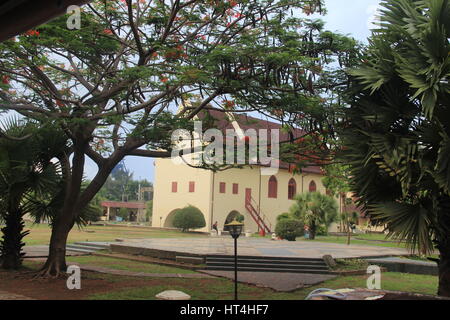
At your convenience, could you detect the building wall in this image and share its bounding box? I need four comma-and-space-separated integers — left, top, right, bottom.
211, 166, 262, 233
151, 158, 213, 232
152, 158, 329, 234
259, 171, 326, 232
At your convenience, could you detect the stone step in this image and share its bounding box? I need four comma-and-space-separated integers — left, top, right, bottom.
206, 261, 329, 270
65, 246, 95, 254
66, 243, 107, 253
204, 265, 331, 274
206, 257, 326, 266
206, 255, 324, 263
205, 254, 330, 274
73, 242, 110, 250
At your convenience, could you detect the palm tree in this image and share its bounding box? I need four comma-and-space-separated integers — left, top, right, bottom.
342, 0, 450, 296
0, 119, 68, 269
289, 192, 339, 239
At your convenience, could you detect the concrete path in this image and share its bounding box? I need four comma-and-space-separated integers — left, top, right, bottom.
112, 237, 409, 259
199, 270, 337, 292
23, 245, 85, 258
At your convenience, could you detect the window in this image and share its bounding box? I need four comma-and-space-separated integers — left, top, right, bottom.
288, 178, 297, 200
189, 181, 195, 193
219, 182, 226, 193
171, 182, 178, 193
309, 180, 317, 193
268, 176, 278, 198
232, 183, 239, 195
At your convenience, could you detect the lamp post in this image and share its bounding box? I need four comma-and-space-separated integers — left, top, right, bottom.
225, 219, 244, 300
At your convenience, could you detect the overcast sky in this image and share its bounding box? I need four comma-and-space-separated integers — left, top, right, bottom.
84, 0, 382, 182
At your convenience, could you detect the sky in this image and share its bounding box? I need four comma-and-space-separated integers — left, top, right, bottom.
83, 0, 382, 182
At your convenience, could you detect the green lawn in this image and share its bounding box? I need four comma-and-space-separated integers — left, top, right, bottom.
88, 272, 439, 300
66, 255, 196, 274
17, 257, 440, 300
5, 222, 208, 246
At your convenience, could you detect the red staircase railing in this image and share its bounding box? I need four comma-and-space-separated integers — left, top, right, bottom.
245, 194, 272, 234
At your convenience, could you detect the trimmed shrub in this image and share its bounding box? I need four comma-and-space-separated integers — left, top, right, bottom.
173, 205, 206, 232
276, 212, 290, 222
316, 224, 328, 236
275, 218, 304, 241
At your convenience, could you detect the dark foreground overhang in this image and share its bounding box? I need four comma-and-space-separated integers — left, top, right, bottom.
0, 0, 91, 42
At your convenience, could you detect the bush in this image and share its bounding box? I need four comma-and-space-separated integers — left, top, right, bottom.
277, 212, 290, 222
80, 204, 103, 224
316, 225, 328, 236
173, 205, 206, 232
275, 218, 304, 241
116, 207, 129, 221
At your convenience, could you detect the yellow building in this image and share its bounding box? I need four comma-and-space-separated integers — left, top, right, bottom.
152, 111, 329, 234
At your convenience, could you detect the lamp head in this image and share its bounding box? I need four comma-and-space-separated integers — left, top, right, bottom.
225, 219, 244, 239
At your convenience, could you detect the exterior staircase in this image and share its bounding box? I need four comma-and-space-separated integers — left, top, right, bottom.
245, 195, 272, 234
205, 255, 330, 274
66, 242, 110, 254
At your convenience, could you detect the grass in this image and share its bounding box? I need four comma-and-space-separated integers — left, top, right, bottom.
5, 222, 208, 246
332, 259, 369, 271
12, 258, 440, 300
88, 272, 439, 300
65, 255, 196, 274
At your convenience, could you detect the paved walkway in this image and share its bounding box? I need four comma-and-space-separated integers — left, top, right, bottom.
23, 246, 85, 258
112, 237, 409, 259
76, 264, 333, 292
199, 270, 337, 292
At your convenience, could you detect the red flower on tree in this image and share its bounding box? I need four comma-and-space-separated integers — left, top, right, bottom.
2, 75, 10, 84
25, 30, 40, 36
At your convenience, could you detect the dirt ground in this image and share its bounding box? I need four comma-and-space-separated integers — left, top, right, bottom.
0, 268, 129, 300
0, 267, 216, 300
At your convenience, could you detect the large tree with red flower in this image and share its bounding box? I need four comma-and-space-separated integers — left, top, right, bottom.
0, 0, 357, 276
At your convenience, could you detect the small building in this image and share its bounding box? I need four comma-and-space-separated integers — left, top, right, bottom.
152, 111, 335, 234
101, 201, 147, 223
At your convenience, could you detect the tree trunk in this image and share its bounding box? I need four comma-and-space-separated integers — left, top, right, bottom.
37, 215, 73, 277
37, 143, 125, 277
437, 195, 450, 297
438, 247, 450, 297
0, 208, 27, 270
310, 220, 316, 240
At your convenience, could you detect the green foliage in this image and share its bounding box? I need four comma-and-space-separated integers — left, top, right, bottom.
342, 0, 450, 255
0, 0, 359, 271
116, 208, 129, 221
322, 164, 351, 197
0, 0, 359, 174
97, 162, 152, 202
277, 212, 291, 222
173, 206, 206, 232
235, 213, 245, 223
289, 192, 339, 238
0, 119, 68, 269
275, 218, 304, 241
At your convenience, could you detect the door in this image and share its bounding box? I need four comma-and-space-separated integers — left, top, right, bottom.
245, 188, 252, 203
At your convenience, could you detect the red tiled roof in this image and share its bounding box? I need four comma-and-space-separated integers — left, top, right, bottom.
197, 110, 323, 175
